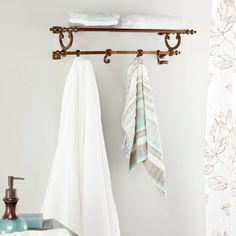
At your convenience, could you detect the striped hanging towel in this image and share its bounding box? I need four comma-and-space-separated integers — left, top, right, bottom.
121, 57, 167, 195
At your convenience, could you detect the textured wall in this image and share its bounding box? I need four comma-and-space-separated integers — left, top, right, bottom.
0, 1, 210, 236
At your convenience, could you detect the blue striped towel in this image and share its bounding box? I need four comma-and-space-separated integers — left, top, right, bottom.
121, 57, 167, 195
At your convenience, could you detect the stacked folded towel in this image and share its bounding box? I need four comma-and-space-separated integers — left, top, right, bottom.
69, 13, 120, 26
119, 14, 186, 29
68, 13, 186, 29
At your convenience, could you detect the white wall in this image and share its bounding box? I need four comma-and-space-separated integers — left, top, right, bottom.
0, 1, 210, 236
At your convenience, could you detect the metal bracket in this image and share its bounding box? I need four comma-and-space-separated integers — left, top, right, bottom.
50, 27, 196, 64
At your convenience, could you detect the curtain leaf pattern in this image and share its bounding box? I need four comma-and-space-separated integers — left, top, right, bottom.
206, 0, 236, 235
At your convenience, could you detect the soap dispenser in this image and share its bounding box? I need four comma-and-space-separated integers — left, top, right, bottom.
0, 176, 28, 234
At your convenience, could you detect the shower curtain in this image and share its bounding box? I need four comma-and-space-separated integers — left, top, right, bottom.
205, 0, 236, 235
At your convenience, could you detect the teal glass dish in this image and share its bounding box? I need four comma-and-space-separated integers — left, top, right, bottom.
0, 217, 28, 234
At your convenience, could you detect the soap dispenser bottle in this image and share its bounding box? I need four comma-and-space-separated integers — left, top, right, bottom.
0, 176, 28, 234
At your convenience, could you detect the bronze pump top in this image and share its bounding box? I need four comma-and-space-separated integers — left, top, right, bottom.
5, 176, 24, 199
8, 176, 24, 189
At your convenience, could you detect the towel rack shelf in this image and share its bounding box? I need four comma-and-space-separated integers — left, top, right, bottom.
50, 26, 196, 64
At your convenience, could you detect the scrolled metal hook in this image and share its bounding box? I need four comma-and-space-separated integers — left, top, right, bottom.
156, 50, 168, 65
104, 49, 112, 64
76, 50, 81, 57
136, 49, 143, 57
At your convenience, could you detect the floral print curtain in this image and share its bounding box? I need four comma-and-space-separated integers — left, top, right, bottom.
205, 0, 236, 235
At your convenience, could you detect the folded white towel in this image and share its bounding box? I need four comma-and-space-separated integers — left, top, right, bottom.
69, 13, 120, 21
119, 14, 186, 29
69, 19, 119, 26
2, 229, 71, 236
41, 58, 120, 236
69, 12, 120, 26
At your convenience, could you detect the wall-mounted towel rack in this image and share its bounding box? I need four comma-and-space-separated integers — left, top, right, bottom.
50, 26, 196, 64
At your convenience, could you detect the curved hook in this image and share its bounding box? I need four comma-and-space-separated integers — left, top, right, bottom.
104, 49, 112, 64
136, 49, 143, 57
156, 50, 168, 65
76, 50, 81, 57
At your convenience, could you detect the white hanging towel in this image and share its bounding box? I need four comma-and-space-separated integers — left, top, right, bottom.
121, 57, 167, 195
41, 58, 120, 236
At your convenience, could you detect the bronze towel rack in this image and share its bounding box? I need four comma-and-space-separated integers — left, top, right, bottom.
50, 26, 196, 64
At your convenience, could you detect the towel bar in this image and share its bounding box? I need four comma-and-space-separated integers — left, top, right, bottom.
50, 26, 196, 64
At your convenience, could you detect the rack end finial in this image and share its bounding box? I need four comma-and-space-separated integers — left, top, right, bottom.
53, 51, 62, 60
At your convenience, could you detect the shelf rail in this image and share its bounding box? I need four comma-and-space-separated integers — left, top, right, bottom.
50, 26, 196, 64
